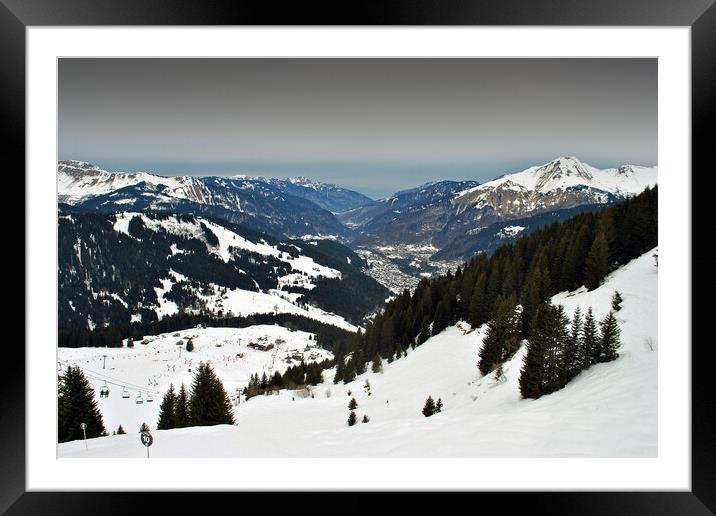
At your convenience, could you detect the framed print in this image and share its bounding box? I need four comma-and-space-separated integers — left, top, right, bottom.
5, 0, 712, 513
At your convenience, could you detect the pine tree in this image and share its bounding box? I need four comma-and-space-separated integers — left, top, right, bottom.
468, 273, 487, 327
260, 372, 268, 391
477, 294, 521, 376
371, 354, 382, 373
565, 306, 583, 379
348, 397, 358, 410
417, 315, 431, 345
549, 305, 577, 392
519, 303, 569, 398
140, 422, 150, 433
582, 308, 600, 367
58, 366, 106, 443
611, 291, 623, 311
116, 425, 126, 435
175, 384, 189, 427
436, 398, 443, 413
354, 350, 366, 375
585, 232, 609, 290
157, 384, 177, 430
188, 362, 235, 426
362, 414, 370, 423
422, 395, 436, 417
598, 311, 621, 363
432, 300, 448, 335
186, 339, 194, 352
333, 354, 345, 384
343, 358, 357, 384
347, 410, 357, 426
306, 363, 323, 386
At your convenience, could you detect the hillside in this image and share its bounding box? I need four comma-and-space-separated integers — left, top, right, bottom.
58, 211, 388, 334
58, 248, 657, 458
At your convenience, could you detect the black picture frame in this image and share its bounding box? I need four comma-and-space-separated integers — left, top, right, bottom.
5, 0, 710, 513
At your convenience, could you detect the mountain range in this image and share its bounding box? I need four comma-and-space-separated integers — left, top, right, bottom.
58, 156, 657, 292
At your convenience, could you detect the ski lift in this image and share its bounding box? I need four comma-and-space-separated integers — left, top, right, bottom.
99, 381, 110, 398
122, 387, 130, 399
146, 392, 154, 403
135, 393, 144, 404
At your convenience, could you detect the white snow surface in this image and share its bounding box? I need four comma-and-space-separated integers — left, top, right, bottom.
497, 225, 526, 238
58, 249, 657, 458
58, 325, 332, 438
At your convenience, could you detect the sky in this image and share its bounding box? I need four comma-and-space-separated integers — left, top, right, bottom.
59, 58, 657, 199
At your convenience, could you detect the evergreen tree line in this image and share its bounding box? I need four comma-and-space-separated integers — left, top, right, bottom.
59, 311, 354, 351
353, 186, 656, 364
156, 362, 235, 429
244, 359, 331, 399
518, 303, 621, 399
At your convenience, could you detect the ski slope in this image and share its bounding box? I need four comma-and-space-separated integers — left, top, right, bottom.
58, 248, 657, 458
58, 325, 332, 436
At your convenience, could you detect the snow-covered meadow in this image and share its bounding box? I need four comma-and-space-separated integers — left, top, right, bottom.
58, 249, 657, 458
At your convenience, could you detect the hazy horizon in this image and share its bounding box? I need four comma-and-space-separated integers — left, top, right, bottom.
59, 58, 657, 199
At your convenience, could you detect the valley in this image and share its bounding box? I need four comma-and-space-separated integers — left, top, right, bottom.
56, 156, 659, 459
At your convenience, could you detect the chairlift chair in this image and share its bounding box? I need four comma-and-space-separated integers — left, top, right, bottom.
146, 392, 154, 403
135, 393, 144, 404
121, 387, 130, 398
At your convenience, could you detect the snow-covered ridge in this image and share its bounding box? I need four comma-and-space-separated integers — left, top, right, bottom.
59, 160, 373, 216
59, 248, 657, 458
58, 160, 209, 205
456, 156, 658, 200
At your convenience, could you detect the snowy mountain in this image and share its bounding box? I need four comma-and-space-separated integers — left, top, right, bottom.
452, 156, 658, 217
58, 160, 210, 205
58, 211, 388, 333
58, 247, 657, 458
346, 157, 657, 262
58, 161, 365, 240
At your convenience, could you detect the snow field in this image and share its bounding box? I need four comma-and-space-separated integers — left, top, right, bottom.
59, 249, 657, 458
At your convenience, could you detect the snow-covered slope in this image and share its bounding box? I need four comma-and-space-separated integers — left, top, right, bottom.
59, 211, 381, 331
58, 248, 657, 458
58, 326, 332, 436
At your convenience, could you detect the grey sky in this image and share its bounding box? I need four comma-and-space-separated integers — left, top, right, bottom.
59, 58, 656, 199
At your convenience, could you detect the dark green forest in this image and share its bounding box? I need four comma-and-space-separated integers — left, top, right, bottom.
58, 310, 355, 352
337, 186, 657, 363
